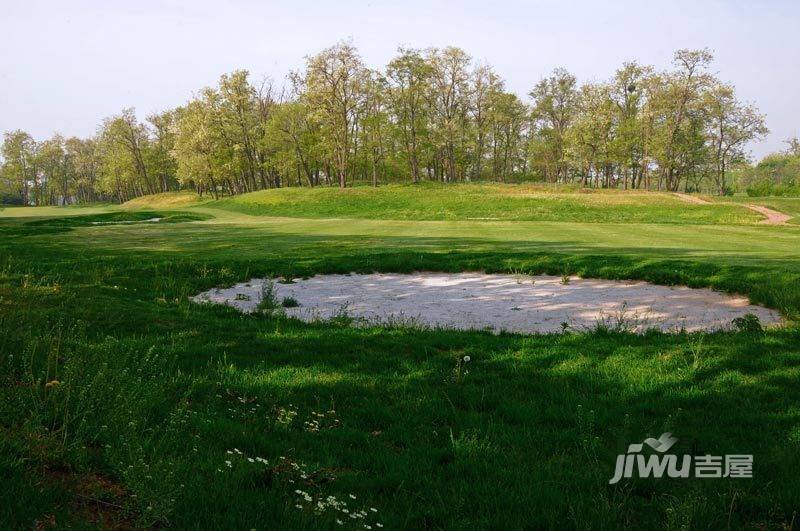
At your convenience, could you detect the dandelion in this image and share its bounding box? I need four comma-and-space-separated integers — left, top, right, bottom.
463, 355, 471, 362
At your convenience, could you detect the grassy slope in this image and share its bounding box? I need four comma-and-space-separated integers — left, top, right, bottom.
209, 183, 762, 224
2, 187, 800, 528
714, 196, 800, 225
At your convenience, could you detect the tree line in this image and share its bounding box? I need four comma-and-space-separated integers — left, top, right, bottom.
735, 138, 800, 196
1, 43, 774, 205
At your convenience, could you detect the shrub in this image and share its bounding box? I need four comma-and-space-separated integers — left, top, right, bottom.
281, 296, 299, 308
732, 313, 763, 333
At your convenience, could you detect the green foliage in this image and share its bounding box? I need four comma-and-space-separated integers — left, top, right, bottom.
281, 296, 300, 308
731, 313, 763, 333
2, 46, 776, 205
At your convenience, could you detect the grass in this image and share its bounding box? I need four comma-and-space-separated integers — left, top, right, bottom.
209, 183, 762, 224
2, 184, 800, 528
714, 195, 800, 225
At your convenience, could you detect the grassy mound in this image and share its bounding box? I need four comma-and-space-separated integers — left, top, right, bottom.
209, 183, 759, 224
123, 190, 207, 209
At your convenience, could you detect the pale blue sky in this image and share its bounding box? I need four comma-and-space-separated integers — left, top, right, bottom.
2, 0, 798, 159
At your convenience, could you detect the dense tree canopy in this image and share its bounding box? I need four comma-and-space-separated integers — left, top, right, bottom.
1, 43, 779, 205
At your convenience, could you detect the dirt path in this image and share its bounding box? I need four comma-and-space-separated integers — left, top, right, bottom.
673, 193, 791, 224
744, 204, 792, 225
673, 193, 711, 205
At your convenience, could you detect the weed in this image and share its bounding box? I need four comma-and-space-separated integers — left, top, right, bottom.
282, 296, 300, 308
732, 313, 763, 334
255, 280, 281, 314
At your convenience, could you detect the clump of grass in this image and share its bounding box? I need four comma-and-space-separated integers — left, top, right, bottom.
234, 293, 251, 301
255, 280, 281, 314
281, 296, 299, 308
732, 313, 763, 334
560, 274, 571, 285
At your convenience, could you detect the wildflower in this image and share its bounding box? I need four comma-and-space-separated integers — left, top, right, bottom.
463, 355, 471, 362
349, 494, 357, 499
336, 520, 343, 525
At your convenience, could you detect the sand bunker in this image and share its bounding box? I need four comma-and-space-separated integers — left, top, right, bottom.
192, 273, 781, 333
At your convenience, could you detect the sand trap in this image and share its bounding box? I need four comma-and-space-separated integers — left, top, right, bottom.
191, 273, 781, 334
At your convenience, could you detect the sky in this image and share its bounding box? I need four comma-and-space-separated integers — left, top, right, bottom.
2, 0, 798, 160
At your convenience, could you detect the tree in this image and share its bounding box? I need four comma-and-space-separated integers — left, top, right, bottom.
1, 130, 37, 205
704, 83, 768, 194
654, 49, 714, 191
295, 41, 368, 187
386, 48, 432, 183
173, 95, 226, 198
529, 68, 578, 182
98, 109, 156, 197
147, 110, 178, 193
425, 47, 472, 182
266, 101, 321, 187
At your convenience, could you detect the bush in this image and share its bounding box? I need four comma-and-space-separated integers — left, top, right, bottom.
732, 313, 763, 333
281, 296, 299, 308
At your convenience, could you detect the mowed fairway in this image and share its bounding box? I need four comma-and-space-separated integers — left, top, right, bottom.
2, 185, 800, 528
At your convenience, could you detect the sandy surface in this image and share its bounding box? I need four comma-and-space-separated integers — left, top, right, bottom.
745, 204, 792, 225
673, 193, 710, 205
191, 273, 781, 333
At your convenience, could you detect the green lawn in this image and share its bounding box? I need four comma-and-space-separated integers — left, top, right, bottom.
201, 183, 761, 224
714, 196, 800, 225
2, 187, 800, 528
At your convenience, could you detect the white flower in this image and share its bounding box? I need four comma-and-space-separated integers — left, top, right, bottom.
349, 494, 357, 499
463, 355, 471, 362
